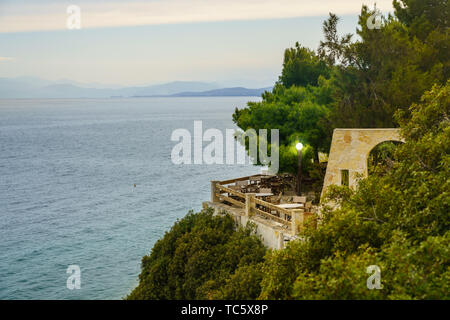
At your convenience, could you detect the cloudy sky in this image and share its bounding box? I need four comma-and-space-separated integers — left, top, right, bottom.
0, 0, 393, 87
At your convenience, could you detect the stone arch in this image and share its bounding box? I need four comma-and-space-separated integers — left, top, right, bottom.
321, 129, 404, 200
367, 139, 404, 175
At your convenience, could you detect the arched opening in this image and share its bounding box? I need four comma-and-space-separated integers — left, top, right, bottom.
367, 140, 403, 176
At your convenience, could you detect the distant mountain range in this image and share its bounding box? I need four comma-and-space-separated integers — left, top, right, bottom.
170, 87, 272, 97
0, 77, 271, 98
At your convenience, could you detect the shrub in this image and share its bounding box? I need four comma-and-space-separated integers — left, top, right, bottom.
127, 208, 266, 300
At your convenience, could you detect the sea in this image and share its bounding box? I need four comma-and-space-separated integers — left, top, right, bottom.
0, 97, 261, 299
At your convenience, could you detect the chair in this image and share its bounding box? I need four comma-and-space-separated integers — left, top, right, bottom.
269, 192, 283, 204
305, 201, 313, 211
236, 180, 248, 187
292, 196, 307, 203
236, 181, 248, 191
280, 195, 292, 204
249, 176, 261, 185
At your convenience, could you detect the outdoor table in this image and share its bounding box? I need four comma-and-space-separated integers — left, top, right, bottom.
254, 192, 274, 211
275, 203, 304, 220
276, 203, 304, 209
255, 193, 274, 197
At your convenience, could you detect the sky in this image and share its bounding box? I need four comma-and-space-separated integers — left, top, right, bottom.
0, 0, 394, 87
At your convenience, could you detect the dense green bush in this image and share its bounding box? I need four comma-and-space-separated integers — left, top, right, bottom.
127, 209, 266, 300
129, 83, 448, 299
258, 82, 449, 300
129, 71, 448, 303
290, 232, 449, 300
129, 0, 448, 300
232, 0, 449, 178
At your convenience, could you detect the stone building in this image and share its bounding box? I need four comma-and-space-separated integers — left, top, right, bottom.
321, 128, 404, 199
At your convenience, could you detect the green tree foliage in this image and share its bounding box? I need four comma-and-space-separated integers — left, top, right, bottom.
233, 82, 332, 174
367, 141, 402, 175
233, 0, 449, 177
127, 208, 266, 300
280, 44, 330, 88
129, 84, 448, 300
259, 82, 450, 299
321, 5, 448, 128
291, 232, 449, 299
394, 0, 449, 42
200, 263, 265, 300
131, 1, 449, 300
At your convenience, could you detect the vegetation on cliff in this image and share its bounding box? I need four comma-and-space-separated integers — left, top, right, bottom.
129, 82, 448, 300
127, 209, 266, 300
233, 0, 449, 180
129, 0, 449, 300
258, 82, 449, 299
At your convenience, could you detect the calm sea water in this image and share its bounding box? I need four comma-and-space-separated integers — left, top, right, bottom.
0, 97, 260, 300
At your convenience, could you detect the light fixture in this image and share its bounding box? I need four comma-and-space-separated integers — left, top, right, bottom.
296, 142, 303, 195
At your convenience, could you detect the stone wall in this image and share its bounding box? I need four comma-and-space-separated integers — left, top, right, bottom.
321, 128, 403, 200
203, 201, 294, 250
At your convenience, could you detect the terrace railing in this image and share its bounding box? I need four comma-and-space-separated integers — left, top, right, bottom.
211, 178, 311, 235
215, 184, 246, 208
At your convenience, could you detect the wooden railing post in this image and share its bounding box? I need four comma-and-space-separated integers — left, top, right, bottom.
211, 180, 220, 202
245, 193, 256, 217
291, 209, 304, 235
